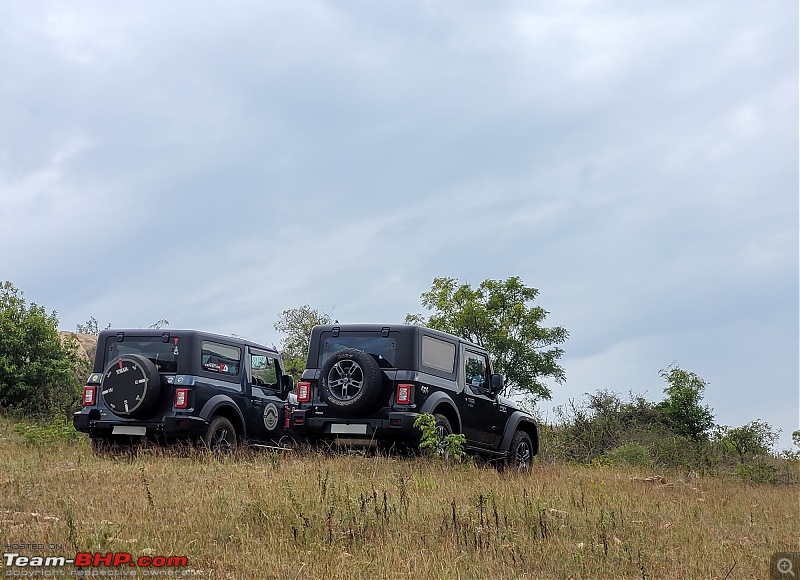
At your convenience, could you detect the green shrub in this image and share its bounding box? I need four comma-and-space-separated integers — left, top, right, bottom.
714, 420, 779, 463
735, 460, 781, 485
13, 416, 84, 445
0, 281, 85, 419
413, 413, 466, 462
604, 442, 653, 468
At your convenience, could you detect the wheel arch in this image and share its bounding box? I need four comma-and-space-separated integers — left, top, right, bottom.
420, 392, 462, 434
499, 413, 539, 456
199, 394, 247, 440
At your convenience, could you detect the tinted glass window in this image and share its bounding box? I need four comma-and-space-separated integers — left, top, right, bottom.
465, 351, 489, 394
201, 341, 241, 376
321, 335, 396, 367
251, 353, 278, 386
110, 338, 177, 373
421, 336, 456, 373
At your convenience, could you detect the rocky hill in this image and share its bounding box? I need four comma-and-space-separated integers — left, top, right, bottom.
59, 332, 99, 364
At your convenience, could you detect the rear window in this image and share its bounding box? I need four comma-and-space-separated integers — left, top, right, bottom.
421, 335, 456, 374
201, 341, 241, 376
108, 337, 177, 373
320, 334, 396, 368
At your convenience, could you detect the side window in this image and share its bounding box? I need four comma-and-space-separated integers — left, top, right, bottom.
251, 353, 279, 387
464, 351, 489, 395
421, 335, 456, 374
201, 341, 241, 378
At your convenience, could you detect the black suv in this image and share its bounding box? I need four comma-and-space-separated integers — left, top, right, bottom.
73, 329, 294, 451
291, 324, 539, 469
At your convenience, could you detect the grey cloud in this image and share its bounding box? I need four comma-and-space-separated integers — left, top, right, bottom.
0, 0, 796, 446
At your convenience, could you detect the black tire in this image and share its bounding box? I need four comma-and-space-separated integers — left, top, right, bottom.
433, 413, 453, 457
204, 417, 237, 452
505, 430, 534, 472
433, 413, 453, 439
101, 355, 161, 419
319, 348, 383, 414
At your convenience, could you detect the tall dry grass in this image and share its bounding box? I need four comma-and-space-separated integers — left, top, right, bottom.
1, 419, 797, 579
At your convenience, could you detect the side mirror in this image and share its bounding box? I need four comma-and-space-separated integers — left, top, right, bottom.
490, 374, 503, 396
281, 375, 294, 394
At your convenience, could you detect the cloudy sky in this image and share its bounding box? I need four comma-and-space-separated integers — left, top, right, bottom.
1, 1, 797, 447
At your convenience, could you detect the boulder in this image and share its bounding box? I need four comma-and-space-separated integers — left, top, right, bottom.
59, 332, 99, 364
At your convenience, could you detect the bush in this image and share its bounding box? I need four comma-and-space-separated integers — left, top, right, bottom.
657, 363, 714, 441
413, 413, 466, 462
715, 420, 780, 463
603, 442, 653, 468
12, 416, 84, 445
0, 281, 85, 419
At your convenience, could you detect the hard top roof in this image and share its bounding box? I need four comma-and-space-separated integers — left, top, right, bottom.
97, 328, 278, 354
311, 323, 484, 350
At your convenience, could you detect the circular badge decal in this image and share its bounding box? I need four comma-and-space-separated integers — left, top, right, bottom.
263, 403, 279, 431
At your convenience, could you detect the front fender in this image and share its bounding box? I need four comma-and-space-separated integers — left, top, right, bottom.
499, 412, 539, 455
199, 394, 247, 438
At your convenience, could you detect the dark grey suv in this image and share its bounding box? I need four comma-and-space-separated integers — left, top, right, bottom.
73, 329, 294, 451
290, 324, 539, 469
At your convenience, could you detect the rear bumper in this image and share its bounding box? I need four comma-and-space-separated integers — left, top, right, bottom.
290, 409, 421, 441
73, 409, 209, 439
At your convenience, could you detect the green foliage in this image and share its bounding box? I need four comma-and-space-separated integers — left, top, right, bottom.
406, 276, 568, 401
282, 356, 307, 381
793, 430, 800, 449
715, 420, 779, 463
442, 433, 467, 462
76, 317, 100, 335
656, 363, 714, 441
76, 316, 111, 335
0, 281, 84, 418
534, 377, 795, 484
274, 305, 332, 378
12, 416, 84, 445
603, 443, 653, 468
541, 391, 688, 467
413, 413, 466, 462
414, 413, 439, 456
734, 460, 781, 484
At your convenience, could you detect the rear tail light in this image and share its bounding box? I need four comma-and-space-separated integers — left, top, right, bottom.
297, 381, 311, 403
82, 386, 97, 407
174, 388, 190, 409
395, 383, 413, 405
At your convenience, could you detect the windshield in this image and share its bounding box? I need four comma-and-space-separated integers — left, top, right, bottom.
320, 335, 396, 368
109, 338, 178, 373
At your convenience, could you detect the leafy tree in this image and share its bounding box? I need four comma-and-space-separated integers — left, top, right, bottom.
715, 420, 779, 463
274, 305, 332, 378
76, 317, 100, 335
656, 363, 714, 441
77, 317, 115, 335
406, 276, 568, 401
0, 281, 84, 418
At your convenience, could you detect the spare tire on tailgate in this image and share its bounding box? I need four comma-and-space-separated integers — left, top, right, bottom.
101, 354, 161, 418
319, 348, 383, 414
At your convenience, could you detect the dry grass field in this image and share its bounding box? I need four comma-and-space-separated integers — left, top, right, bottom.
1, 419, 797, 579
